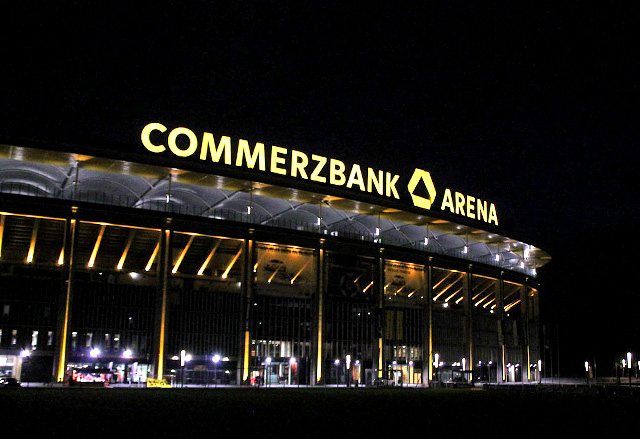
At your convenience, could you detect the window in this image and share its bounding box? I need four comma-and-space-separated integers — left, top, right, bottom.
31, 330, 39, 349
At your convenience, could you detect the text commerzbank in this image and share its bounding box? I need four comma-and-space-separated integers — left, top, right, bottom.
141, 122, 401, 199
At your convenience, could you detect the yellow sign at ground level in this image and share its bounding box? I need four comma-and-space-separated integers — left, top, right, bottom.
146, 378, 172, 388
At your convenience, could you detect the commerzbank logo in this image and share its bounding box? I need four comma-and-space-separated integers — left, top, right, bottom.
407, 168, 437, 210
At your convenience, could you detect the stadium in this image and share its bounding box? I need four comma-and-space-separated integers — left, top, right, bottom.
0, 122, 549, 386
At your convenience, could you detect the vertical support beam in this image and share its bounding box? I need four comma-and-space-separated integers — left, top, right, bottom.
152, 219, 172, 381
498, 271, 506, 383
0, 214, 5, 260
311, 239, 325, 385
238, 230, 254, 385
374, 248, 385, 382
523, 277, 530, 382
53, 207, 78, 382
422, 257, 433, 386
464, 264, 473, 382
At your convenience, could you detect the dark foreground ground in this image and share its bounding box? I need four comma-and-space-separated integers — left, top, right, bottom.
1, 386, 638, 437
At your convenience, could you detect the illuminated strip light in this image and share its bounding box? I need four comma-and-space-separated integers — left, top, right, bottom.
222, 247, 243, 279
455, 296, 464, 304
363, 281, 374, 293
198, 240, 221, 276
503, 287, 520, 301
267, 261, 284, 283
290, 260, 311, 285
483, 297, 496, 308
353, 273, 364, 284
384, 281, 393, 289
57, 248, 64, 265
116, 230, 136, 270
26, 219, 39, 263
172, 235, 195, 274
433, 275, 462, 301
396, 285, 405, 294
491, 304, 496, 310
445, 286, 463, 303
433, 272, 453, 290
0, 214, 5, 259
475, 292, 494, 307
253, 252, 268, 272
504, 299, 522, 312
472, 282, 494, 300
407, 290, 416, 298
81, 221, 159, 232
87, 224, 106, 268
145, 239, 161, 272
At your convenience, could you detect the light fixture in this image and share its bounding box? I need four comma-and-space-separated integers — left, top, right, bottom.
212, 354, 221, 363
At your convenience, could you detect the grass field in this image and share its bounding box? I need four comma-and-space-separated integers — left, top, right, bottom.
1, 387, 638, 437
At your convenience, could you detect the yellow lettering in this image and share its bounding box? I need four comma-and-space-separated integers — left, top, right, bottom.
367, 168, 383, 195
385, 173, 400, 199
346, 164, 365, 191
310, 155, 327, 183
291, 150, 309, 179
455, 192, 465, 216
167, 127, 198, 157
270, 146, 287, 175
330, 159, 346, 185
236, 139, 266, 170
141, 123, 167, 153
477, 199, 488, 222
200, 133, 231, 164
466, 195, 475, 219
441, 189, 454, 212
488, 203, 498, 226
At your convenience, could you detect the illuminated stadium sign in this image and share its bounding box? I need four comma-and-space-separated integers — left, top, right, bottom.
141, 123, 498, 226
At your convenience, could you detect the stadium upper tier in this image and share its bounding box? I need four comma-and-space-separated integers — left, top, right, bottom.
0, 144, 549, 276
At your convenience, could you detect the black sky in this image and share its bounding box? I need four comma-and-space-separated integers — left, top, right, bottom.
2, 2, 638, 375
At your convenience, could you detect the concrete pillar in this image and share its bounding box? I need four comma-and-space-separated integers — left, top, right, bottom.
373, 248, 385, 383
53, 206, 78, 383
523, 277, 530, 383
152, 219, 172, 381
498, 271, 506, 383
237, 230, 254, 385
464, 264, 473, 382
311, 239, 325, 385
422, 257, 433, 386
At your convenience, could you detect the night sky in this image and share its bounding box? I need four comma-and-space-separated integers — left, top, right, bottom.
2, 3, 638, 375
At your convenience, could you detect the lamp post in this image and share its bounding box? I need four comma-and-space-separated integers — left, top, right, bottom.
180, 350, 191, 387
627, 352, 632, 387
265, 356, 272, 387
334, 359, 340, 385
584, 360, 589, 385
289, 357, 296, 386
122, 349, 133, 384
212, 354, 221, 388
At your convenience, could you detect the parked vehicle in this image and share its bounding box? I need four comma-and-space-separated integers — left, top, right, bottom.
0, 377, 21, 388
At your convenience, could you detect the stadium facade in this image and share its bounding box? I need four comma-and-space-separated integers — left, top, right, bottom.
0, 122, 549, 386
